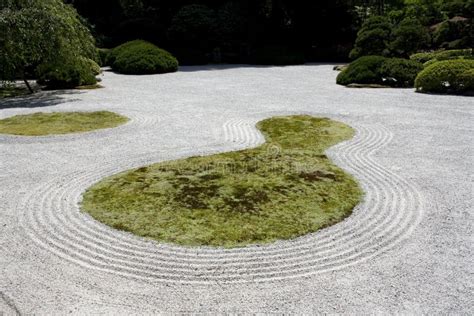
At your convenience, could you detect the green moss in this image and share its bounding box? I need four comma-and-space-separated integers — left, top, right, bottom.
82, 116, 362, 248
0, 111, 129, 136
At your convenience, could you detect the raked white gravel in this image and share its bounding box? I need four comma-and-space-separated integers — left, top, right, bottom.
0, 64, 472, 314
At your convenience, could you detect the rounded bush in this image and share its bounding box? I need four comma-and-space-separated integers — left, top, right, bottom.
337, 56, 423, 88
379, 58, 424, 87
415, 59, 474, 95
337, 56, 386, 86
108, 40, 145, 65
458, 69, 474, 93
410, 52, 436, 64
410, 49, 473, 64
84, 57, 101, 76
434, 49, 473, 61
36, 57, 97, 89
110, 40, 178, 74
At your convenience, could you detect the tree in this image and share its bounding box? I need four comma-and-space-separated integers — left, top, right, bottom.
0, 0, 96, 92
390, 17, 430, 57
349, 16, 392, 59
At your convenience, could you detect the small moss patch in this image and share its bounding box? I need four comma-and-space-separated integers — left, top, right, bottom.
81, 116, 362, 248
0, 111, 129, 136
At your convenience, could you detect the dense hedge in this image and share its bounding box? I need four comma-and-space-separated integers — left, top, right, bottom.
36, 57, 99, 89
415, 59, 474, 95
336, 56, 423, 87
379, 58, 424, 87
110, 40, 178, 74
410, 49, 473, 64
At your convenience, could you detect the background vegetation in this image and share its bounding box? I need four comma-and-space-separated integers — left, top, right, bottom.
1, 0, 472, 94
62, 0, 472, 65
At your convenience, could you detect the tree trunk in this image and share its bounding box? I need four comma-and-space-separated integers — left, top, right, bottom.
23, 77, 33, 94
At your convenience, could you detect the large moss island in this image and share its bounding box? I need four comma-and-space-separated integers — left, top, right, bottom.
82, 115, 362, 248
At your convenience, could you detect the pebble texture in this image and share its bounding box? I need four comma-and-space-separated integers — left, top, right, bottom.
0, 65, 472, 314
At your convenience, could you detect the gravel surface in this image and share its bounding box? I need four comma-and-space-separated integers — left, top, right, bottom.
0, 65, 472, 314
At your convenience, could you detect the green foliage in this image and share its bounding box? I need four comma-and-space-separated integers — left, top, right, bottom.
379, 57, 424, 87
349, 16, 392, 59
410, 49, 473, 64
36, 57, 98, 89
458, 69, 474, 93
81, 116, 362, 248
110, 40, 178, 74
337, 55, 423, 87
415, 59, 474, 94
0, 0, 96, 86
439, 0, 474, 19
433, 18, 472, 49
108, 40, 143, 65
402, 0, 445, 25
410, 52, 436, 63
390, 18, 430, 57
0, 111, 129, 136
85, 57, 101, 76
337, 56, 387, 85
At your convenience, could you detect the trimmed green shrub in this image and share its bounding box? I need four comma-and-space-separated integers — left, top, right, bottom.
337, 56, 423, 87
379, 58, 424, 87
410, 52, 436, 64
415, 59, 474, 94
110, 40, 178, 74
410, 49, 473, 64
433, 49, 474, 61
108, 40, 146, 65
36, 57, 97, 89
458, 69, 474, 93
84, 57, 101, 76
337, 56, 386, 86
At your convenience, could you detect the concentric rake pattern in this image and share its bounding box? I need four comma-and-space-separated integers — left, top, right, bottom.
19, 121, 423, 284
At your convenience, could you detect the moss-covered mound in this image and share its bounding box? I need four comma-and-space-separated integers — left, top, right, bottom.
0, 111, 129, 136
82, 116, 362, 248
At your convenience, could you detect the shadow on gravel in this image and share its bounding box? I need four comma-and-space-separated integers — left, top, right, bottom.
0, 90, 82, 109
178, 63, 336, 72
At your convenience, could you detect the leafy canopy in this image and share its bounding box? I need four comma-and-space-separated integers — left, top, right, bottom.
0, 0, 96, 84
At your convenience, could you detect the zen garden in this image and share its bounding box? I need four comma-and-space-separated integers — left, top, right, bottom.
0, 0, 472, 314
